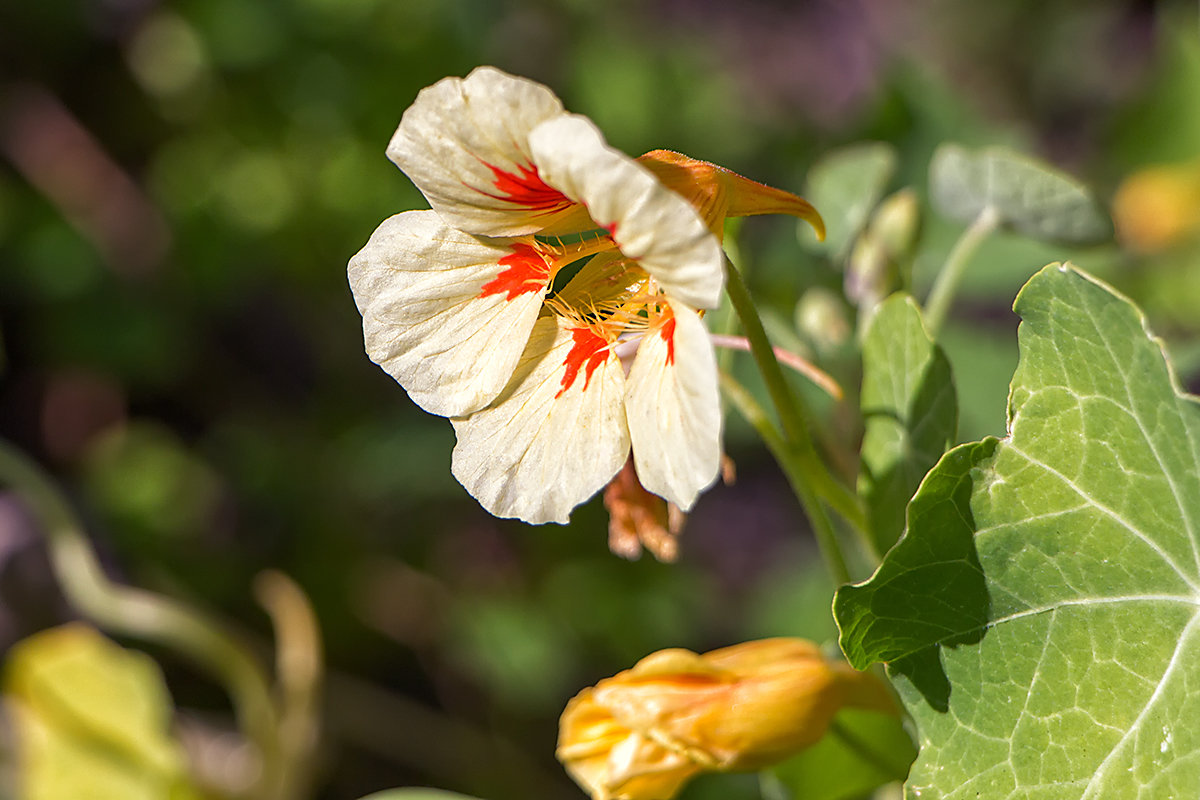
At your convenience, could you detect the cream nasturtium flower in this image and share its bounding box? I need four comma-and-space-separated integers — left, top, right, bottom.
349, 67, 823, 525
556, 638, 896, 800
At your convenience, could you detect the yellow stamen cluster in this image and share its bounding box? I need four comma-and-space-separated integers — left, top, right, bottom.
542, 243, 668, 342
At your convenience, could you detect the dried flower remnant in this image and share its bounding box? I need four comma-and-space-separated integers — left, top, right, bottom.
603, 459, 686, 563
556, 638, 896, 800
603, 455, 737, 562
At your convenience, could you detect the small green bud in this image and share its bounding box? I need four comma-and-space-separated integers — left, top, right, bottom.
795, 287, 852, 356
870, 188, 921, 262
845, 234, 892, 311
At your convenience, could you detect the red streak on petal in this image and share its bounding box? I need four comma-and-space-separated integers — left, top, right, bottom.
479, 243, 551, 300
480, 160, 573, 214
659, 313, 677, 365
557, 327, 610, 398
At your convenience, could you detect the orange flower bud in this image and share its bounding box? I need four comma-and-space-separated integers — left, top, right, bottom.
637, 150, 825, 242
557, 638, 895, 800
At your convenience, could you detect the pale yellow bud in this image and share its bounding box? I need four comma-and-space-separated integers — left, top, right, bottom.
869, 188, 921, 264
795, 287, 852, 356
846, 189, 921, 313
556, 638, 895, 800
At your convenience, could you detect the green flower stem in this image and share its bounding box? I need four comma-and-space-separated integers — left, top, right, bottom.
0, 439, 291, 800
721, 258, 866, 534
723, 257, 812, 445
713, 228, 746, 375
719, 370, 851, 586
923, 205, 1001, 335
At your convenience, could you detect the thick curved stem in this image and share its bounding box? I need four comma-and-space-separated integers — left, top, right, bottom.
719, 370, 851, 586
721, 259, 866, 549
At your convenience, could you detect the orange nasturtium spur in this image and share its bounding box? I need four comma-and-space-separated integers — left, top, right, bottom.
348, 66, 823, 525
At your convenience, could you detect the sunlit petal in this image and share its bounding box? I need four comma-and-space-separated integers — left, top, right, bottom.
528, 115, 724, 310
348, 210, 547, 417
625, 305, 721, 511
387, 66, 586, 237
451, 317, 630, 525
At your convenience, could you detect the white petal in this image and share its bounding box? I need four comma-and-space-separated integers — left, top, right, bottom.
387, 66, 586, 237
626, 304, 722, 510
451, 318, 630, 524
528, 115, 725, 310
348, 210, 548, 417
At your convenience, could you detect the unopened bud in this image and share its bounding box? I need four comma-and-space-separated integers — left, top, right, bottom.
557, 638, 896, 800
795, 287, 852, 357
870, 188, 921, 263
845, 234, 893, 311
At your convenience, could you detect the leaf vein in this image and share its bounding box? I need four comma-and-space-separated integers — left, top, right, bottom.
1005, 443, 1200, 593
1078, 612, 1200, 799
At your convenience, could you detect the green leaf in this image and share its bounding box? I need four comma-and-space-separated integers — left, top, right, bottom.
858, 294, 957, 555
803, 142, 897, 259
357, 790, 487, 800
765, 709, 916, 800
837, 438, 994, 674
4, 623, 199, 800
929, 144, 1114, 244
835, 263, 1200, 797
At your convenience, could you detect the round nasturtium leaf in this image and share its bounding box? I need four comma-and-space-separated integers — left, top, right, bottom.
836, 263, 1200, 798
803, 142, 897, 259
930, 144, 1114, 245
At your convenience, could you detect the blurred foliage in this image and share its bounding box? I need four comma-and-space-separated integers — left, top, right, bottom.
5, 623, 200, 800
1, 1, 1199, 799
766, 709, 916, 800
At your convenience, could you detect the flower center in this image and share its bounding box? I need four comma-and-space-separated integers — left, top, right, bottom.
545, 251, 668, 342
526, 234, 675, 397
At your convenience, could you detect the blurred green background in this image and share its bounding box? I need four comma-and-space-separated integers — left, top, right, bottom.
1, 1, 1199, 799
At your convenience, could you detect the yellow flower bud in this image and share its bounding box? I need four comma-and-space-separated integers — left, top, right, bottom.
556, 638, 896, 800
1112, 159, 1200, 253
